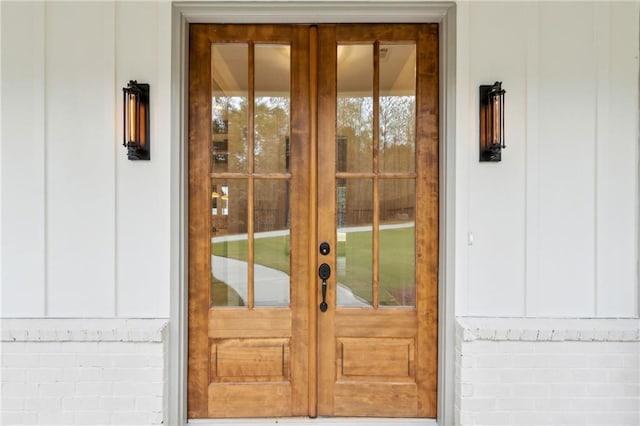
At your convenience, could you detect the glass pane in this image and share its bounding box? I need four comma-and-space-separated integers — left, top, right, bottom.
379, 44, 416, 173
337, 44, 373, 173
211, 179, 249, 307
254, 45, 291, 174
254, 179, 290, 307
379, 179, 415, 306
336, 179, 373, 307
211, 44, 249, 173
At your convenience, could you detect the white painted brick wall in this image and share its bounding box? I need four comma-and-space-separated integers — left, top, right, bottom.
1, 319, 167, 425
456, 318, 640, 426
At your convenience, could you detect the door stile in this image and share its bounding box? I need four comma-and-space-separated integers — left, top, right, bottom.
290, 25, 312, 416
316, 23, 338, 416
188, 24, 213, 419
308, 24, 319, 418
415, 24, 439, 417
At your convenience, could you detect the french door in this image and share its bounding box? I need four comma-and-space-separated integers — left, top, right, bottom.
188, 23, 438, 419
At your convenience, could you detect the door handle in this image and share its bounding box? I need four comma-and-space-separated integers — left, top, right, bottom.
318, 263, 331, 312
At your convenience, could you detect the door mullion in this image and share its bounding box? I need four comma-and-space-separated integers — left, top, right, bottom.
372, 41, 381, 309
247, 42, 255, 309
308, 24, 319, 418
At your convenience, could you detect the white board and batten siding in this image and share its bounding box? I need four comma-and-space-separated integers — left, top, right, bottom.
462, 1, 639, 318
1, 1, 171, 319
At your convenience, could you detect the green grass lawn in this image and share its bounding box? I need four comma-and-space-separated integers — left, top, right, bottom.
212, 226, 415, 306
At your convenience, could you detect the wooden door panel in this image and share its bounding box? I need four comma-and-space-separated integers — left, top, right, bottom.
188, 24, 310, 418
316, 23, 438, 418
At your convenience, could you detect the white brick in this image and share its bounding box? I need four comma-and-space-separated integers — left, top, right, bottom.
609, 397, 640, 411
496, 398, 534, 411
569, 398, 612, 411
511, 411, 552, 425
1, 411, 38, 425
548, 411, 587, 425
62, 396, 100, 410
73, 411, 111, 425
469, 411, 513, 425
548, 383, 589, 397
511, 383, 548, 398
534, 397, 573, 411
532, 368, 568, 383
587, 383, 637, 398
99, 396, 135, 411
586, 411, 640, 425
473, 383, 512, 398
461, 397, 497, 411
111, 411, 149, 425
1, 397, 25, 410
38, 382, 74, 397
1, 368, 27, 381
2, 353, 39, 367
75, 382, 112, 396
27, 368, 64, 382
112, 354, 151, 368
76, 354, 113, 368
36, 411, 75, 425
608, 369, 640, 383
2, 382, 39, 398
136, 396, 162, 412
476, 354, 513, 368
24, 396, 61, 410
499, 369, 534, 383
39, 353, 77, 367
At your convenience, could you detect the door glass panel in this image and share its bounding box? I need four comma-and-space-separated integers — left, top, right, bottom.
211, 44, 249, 173
211, 179, 248, 307
379, 44, 416, 173
254, 45, 291, 173
379, 179, 415, 306
336, 178, 373, 307
337, 44, 373, 173
254, 179, 290, 306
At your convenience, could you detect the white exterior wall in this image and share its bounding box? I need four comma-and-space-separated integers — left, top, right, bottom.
459, 1, 639, 317
1, 0, 171, 318
1, 1, 639, 425
456, 318, 640, 426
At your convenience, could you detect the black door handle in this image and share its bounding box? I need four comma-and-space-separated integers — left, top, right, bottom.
318, 263, 331, 312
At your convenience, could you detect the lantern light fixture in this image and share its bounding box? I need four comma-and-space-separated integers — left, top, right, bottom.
123, 80, 150, 160
479, 81, 505, 162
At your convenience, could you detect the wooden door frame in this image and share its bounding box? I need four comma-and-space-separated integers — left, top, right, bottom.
169, 2, 457, 425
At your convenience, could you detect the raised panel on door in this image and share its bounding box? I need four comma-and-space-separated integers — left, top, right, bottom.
188, 24, 311, 418
316, 24, 439, 417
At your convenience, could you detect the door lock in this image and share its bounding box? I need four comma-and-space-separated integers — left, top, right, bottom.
318, 263, 331, 312
319, 242, 331, 256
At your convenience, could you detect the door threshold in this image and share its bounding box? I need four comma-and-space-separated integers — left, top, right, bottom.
188, 418, 437, 425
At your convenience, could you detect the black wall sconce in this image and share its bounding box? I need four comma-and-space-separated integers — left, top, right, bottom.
479, 81, 505, 162
123, 80, 150, 160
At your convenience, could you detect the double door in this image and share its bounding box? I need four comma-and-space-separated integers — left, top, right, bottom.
188, 23, 439, 419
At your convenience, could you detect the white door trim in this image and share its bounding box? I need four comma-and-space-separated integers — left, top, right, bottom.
169, 2, 457, 425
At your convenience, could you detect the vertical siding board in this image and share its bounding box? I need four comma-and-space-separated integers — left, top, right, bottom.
467, 3, 527, 316
0, 2, 46, 316
596, 2, 639, 317
530, 2, 597, 316
45, 2, 116, 316
524, 1, 541, 317
115, 1, 170, 317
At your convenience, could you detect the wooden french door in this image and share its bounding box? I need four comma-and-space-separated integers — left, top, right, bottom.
188, 23, 438, 419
